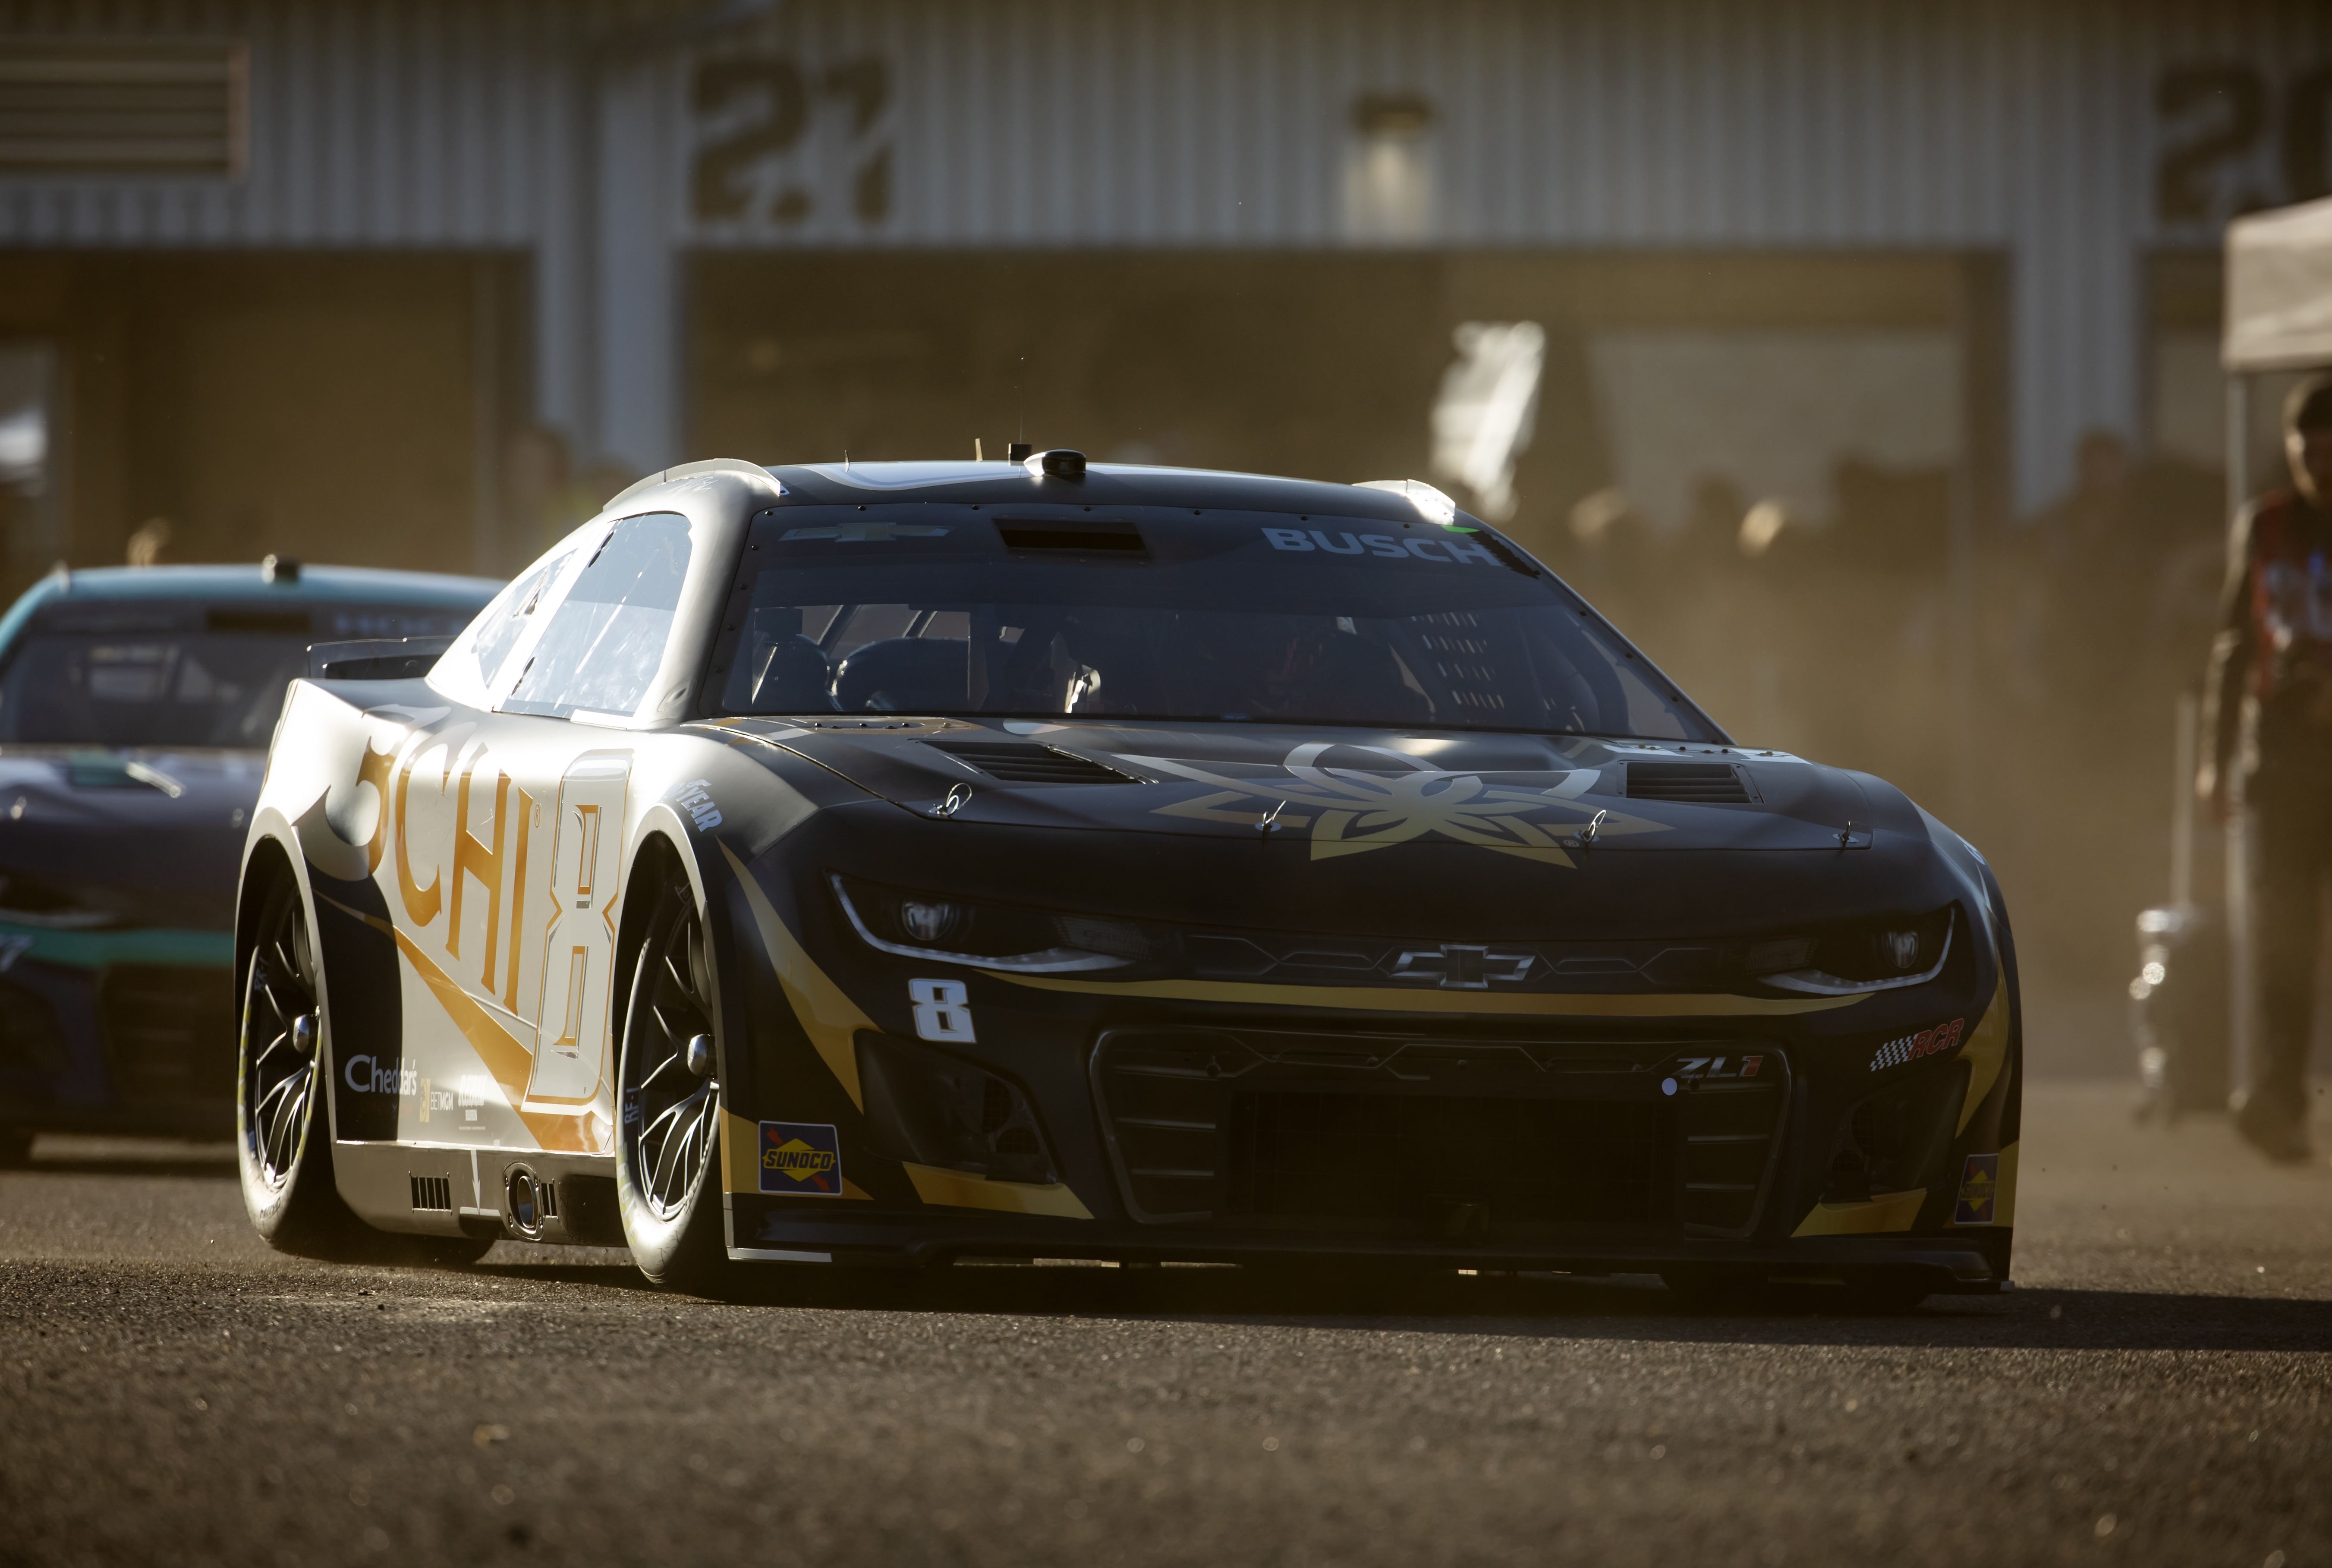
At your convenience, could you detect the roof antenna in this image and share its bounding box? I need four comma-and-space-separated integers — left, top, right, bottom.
974, 437, 984, 461
1017, 356, 1026, 445
844, 449, 850, 471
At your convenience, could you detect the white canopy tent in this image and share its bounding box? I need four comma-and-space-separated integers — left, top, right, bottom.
2225, 194, 2332, 503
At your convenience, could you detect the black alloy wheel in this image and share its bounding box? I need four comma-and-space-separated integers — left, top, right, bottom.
615, 864, 729, 1289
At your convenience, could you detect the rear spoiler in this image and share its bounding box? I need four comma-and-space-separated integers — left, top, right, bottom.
306, 636, 455, 681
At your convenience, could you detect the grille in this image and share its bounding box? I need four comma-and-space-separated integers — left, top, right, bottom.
97, 965, 235, 1107
1674, 1077, 1787, 1231
409, 1175, 452, 1211
1228, 1092, 1662, 1226
1092, 1026, 1789, 1237
926, 742, 1139, 785
1626, 762, 1753, 803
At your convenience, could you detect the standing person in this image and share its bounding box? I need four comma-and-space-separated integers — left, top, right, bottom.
2199, 373, 2332, 1163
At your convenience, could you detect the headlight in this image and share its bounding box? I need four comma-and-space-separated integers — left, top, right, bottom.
831, 875, 1153, 973
1746, 907, 1954, 996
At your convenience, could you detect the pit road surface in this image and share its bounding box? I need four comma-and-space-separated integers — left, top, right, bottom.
3, 1083, 2328, 1568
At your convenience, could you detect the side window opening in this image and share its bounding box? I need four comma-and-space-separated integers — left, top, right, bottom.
502, 513, 692, 720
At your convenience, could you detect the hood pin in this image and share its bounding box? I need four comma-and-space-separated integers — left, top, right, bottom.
1256, 800, 1287, 835
931, 783, 972, 819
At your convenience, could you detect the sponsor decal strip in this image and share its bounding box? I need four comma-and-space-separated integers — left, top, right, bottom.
988, 971, 1868, 1017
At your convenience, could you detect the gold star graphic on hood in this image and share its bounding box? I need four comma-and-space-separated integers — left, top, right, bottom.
1120, 743, 1666, 867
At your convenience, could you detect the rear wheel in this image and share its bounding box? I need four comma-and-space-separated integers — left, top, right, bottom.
616, 863, 730, 1293
237, 877, 488, 1266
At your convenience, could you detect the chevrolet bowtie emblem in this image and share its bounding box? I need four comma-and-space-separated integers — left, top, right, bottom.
1387, 944, 1536, 989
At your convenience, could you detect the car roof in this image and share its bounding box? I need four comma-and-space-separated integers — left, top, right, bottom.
23, 563, 503, 606
757, 460, 1449, 524
0, 563, 504, 654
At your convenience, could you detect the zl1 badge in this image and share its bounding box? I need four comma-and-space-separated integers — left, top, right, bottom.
760, 1121, 843, 1196
1953, 1152, 2001, 1225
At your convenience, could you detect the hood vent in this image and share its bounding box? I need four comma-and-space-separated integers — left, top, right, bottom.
1626, 761, 1753, 803
926, 742, 1141, 785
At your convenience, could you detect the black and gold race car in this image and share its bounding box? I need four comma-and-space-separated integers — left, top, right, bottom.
234, 454, 2020, 1306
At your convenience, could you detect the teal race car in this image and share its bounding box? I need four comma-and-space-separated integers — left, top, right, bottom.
0, 560, 497, 1158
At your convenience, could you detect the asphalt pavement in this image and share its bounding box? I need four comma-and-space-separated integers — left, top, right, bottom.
3, 1080, 2328, 1568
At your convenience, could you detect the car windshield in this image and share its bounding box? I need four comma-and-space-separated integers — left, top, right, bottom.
706, 505, 1714, 740
0, 602, 476, 747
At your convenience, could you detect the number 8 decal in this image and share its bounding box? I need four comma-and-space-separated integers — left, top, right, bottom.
909, 978, 975, 1042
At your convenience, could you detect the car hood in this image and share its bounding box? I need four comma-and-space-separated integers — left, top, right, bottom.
0, 746, 263, 931
711, 717, 1898, 856
707, 718, 1983, 949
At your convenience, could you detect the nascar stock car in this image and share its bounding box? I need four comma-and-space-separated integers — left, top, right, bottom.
233, 453, 2019, 1305
0, 560, 498, 1157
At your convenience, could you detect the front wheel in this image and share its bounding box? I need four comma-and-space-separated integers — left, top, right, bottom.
615, 863, 730, 1293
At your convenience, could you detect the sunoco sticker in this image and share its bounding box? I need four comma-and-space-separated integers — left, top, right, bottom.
759, 1121, 843, 1196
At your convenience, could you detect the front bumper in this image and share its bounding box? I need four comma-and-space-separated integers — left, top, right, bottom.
713, 859, 2020, 1290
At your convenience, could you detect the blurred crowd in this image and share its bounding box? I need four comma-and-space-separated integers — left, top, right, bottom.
1513, 433, 2231, 988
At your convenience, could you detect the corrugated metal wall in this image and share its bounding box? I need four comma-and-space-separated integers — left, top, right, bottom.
4, 0, 2330, 502
0, 0, 580, 246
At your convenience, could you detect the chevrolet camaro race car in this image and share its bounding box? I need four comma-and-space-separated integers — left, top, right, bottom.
0, 561, 497, 1157
234, 454, 2020, 1305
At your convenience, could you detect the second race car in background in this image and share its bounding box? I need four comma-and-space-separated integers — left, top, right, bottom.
0, 560, 499, 1159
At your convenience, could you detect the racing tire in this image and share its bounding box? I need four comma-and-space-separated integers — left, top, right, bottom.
614, 861, 732, 1294
237, 878, 491, 1267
